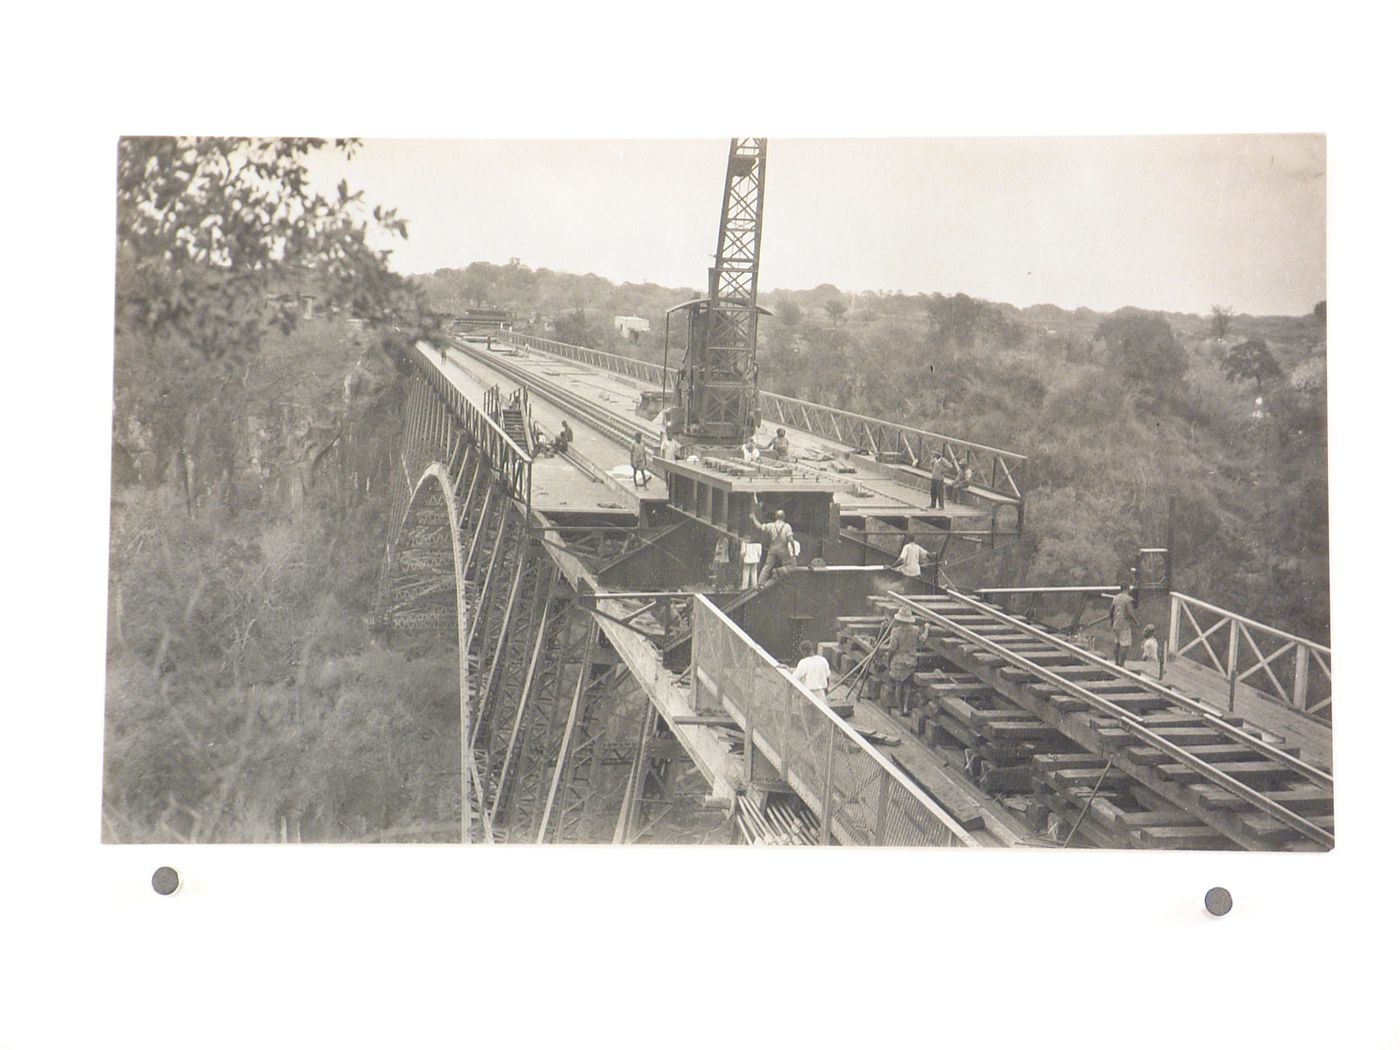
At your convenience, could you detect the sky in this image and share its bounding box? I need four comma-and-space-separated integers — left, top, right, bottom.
306, 135, 1325, 318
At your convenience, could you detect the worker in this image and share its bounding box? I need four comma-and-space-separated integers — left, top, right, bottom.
630, 431, 651, 488
948, 460, 972, 502
762, 428, 791, 459
751, 507, 797, 586
793, 640, 831, 703
741, 438, 761, 463
554, 420, 573, 455
1109, 583, 1139, 666
929, 452, 952, 509
486, 334, 494, 351
439, 343, 447, 365
885, 608, 930, 717
740, 530, 763, 589
1140, 624, 1163, 680
891, 532, 929, 581
658, 431, 678, 461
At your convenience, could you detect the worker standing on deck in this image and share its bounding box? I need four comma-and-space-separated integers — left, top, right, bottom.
1110, 583, 1139, 666
885, 608, 930, 717
793, 640, 831, 703
630, 431, 651, 488
751, 507, 796, 585
929, 452, 952, 509
742, 437, 761, 463
740, 530, 763, 589
554, 420, 573, 455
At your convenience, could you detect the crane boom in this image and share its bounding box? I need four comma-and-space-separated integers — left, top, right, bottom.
671, 138, 767, 445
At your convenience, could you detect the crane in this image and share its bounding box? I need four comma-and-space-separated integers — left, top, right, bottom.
666, 138, 769, 446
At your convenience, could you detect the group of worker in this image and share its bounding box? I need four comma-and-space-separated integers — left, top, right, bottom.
1109, 583, 1163, 677
927, 450, 973, 510
531, 419, 574, 457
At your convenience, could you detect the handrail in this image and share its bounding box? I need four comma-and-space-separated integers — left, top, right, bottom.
500, 330, 1028, 510
1167, 592, 1332, 720
411, 342, 534, 515
690, 593, 975, 847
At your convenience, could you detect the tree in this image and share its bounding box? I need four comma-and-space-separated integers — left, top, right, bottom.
1221, 339, 1283, 392
1210, 304, 1235, 340
823, 298, 848, 325
1095, 310, 1188, 395
116, 137, 436, 364
774, 299, 802, 326
1313, 300, 1327, 327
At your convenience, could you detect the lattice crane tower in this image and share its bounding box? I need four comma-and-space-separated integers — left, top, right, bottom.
673, 138, 767, 445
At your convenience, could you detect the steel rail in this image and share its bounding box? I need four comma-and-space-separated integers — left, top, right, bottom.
452, 337, 650, 452
943, 588, 1333, 790
887, 592, 1334, 849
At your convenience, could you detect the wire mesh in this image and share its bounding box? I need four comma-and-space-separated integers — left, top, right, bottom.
690, 595, 973, 847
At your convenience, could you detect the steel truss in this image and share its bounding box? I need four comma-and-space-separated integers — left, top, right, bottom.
379, 368, 734, 844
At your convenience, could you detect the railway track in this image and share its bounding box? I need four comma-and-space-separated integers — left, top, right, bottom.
451, 337, 657, 452
883, 590, 1334, 850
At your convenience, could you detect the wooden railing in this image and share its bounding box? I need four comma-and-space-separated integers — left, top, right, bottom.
412, 343, 533, 514
1167, 592, 1332, 722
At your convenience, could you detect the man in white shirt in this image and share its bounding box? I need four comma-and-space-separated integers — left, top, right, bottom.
792, 640, 831, 702
892, 533, 929, 579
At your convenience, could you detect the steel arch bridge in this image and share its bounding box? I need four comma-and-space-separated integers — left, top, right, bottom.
371, 345, 979, 848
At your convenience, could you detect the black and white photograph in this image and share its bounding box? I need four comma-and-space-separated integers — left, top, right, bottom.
8, 8, 1399, 1046
103, 134, 1331, 851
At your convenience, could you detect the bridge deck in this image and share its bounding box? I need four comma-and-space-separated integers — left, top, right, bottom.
438, 347, 653, 516
449, 340, 989, 525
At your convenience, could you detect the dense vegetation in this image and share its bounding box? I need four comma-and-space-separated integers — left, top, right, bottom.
105, 140, 457, 843
421, 263, 1330, 641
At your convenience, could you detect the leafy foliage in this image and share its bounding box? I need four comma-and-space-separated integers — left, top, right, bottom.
116, 137, 437, 364
1210, 304, 1235, 339
1095, 309, 1188, 397
1222, 338, 1283, 390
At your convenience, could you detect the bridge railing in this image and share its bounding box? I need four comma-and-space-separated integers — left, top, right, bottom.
758, 392, 1028, 507
502, 332, 675, 387
502, 331, 1027, 512
413, 343, 533, 513
1167, 592, 1332, 721
689, 594, 975, 847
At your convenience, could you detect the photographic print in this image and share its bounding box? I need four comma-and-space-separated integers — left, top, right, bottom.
103, 135, 1329, 850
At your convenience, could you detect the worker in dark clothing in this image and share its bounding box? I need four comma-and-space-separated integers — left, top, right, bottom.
554, 420, 573, 455
929, 452, 952, 509
751, 507, 796, 586
885, 608, 931, 716
1110, 583, 1139, 666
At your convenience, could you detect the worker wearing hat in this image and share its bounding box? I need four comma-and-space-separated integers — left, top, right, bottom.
885, 607, 930, 716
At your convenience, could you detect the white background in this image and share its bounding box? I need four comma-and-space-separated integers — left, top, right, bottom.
1, 3, 1396, 1046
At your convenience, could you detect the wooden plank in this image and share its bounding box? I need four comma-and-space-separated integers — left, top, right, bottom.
1158, 761, 1293, 787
